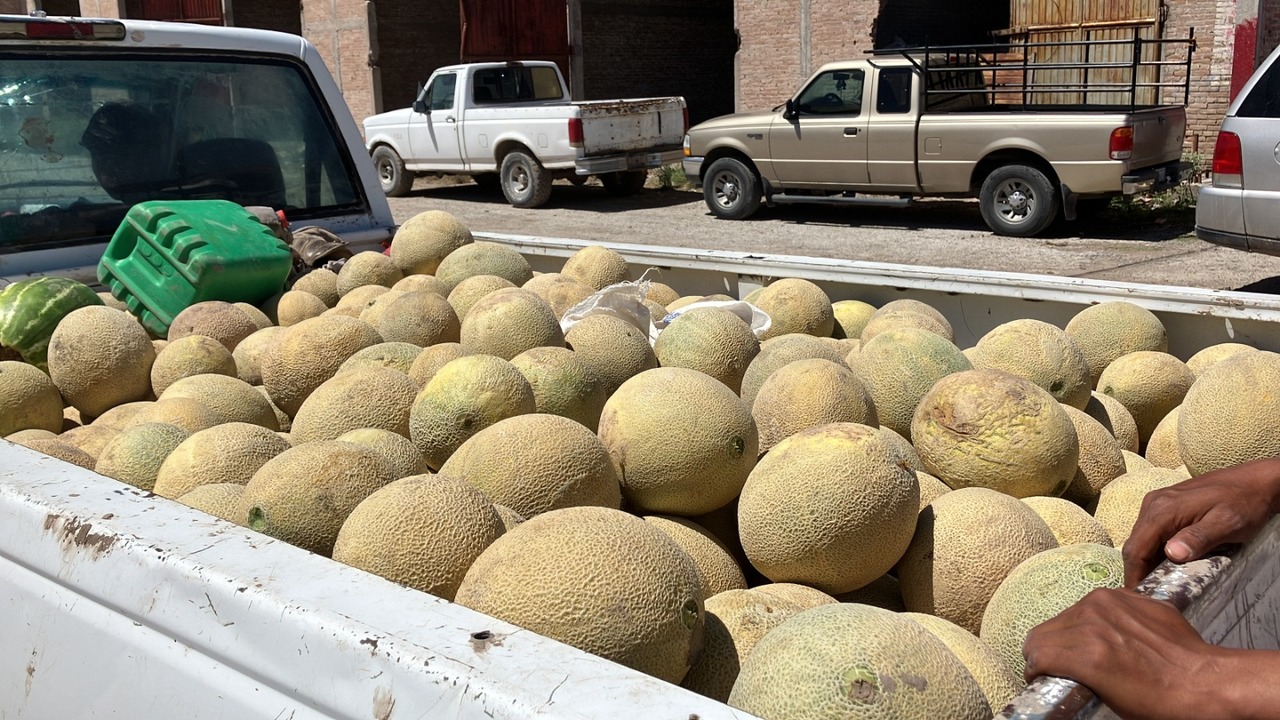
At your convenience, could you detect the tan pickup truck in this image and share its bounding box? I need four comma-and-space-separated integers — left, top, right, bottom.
683, 35, 1195, 237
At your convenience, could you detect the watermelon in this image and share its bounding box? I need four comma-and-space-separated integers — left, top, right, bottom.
0, 277, 104, 372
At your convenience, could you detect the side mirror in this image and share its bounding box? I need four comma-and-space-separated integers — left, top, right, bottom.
783, 98, 798, 120
412, 99, 429, 114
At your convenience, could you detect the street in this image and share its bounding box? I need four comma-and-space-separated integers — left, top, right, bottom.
386, 178, 1280, 295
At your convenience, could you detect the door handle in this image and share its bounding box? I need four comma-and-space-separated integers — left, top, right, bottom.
446, 116, 456, 123
844, 127, 860, 137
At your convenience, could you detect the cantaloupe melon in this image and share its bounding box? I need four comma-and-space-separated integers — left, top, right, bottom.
739, 423, 917, 594
917, 470, 951, 509
522, 273, 596, 320
560, 245, 631, 290
232, 326, 287, 385
1121, 449, 1154, 473
831, 299, 877, 340
753, 278, 835, 340
1177, 350, 1280, 476
654, 307, 760, 393
751, 358, 877, 454
176, 483, 246, 524
0, 361, 63, 436
407, 342, 472, 388
1064, 301, 1167, 385
1059, 405, 1127, 507
332, 473, 504, 600
833, 574, 905, 611
509, 346, 607, 429
275, 290, 329, 326
336, 342, 424, 377
680, 589, 806, 703
459, 288, 565, 360
1083, 390, 1140, 454
980, 543, 1123, 679
336, 251, 403, 296
153, 422, 293, 498
408, 354, 536, 469
150, 334, 237, 396
1022, 496, 1113, 546
439, 413, 621, 518
391, 273, 450, 297
122, 397, 222, 434
238, 440, 398, 555
434, 241, 533, 291
234, 303, 273, 331
335, 428, 429, 479
356, 289, 408, 329
167, 301, 258, 351
447, 274, 517, 321
290, 366, 419, 444
564, 313, 658, 396
19, 438, 96, 469
1186, 342, 1257, 377
739, 333, 847, 407
727, 603, 990, 720
1096, 351, 1193, 444
598, 367, 757, 515
94, 422, 191, 491
912, 369, 1079, 498
847, 326, 970, 440
455, 506, 705, 684
290, 268, 341, 307
1145, 406, 1183, 468
47, 306, 155, 417
904, 611, 1021, 711
897, 487, 1057, 633
861, 308, 954, 344
749, 583, 839, 609
390, 210, 473, 275
966, 319, 1091, 409
260, 315, 383, 416
644, 515, 747, 598
1093, 467, 1187, 546
160, 373, 279, 430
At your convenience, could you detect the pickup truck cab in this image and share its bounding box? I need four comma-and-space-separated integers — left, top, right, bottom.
361, 61, 687, 208
0, 13, 395, 285
683, 37, 1193, 237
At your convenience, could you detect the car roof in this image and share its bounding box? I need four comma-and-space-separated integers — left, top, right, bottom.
0, 14, 307, 57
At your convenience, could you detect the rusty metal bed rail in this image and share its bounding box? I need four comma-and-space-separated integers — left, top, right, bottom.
872, 28, 1196, 112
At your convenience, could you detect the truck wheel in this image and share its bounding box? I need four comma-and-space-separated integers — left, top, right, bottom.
979, 164, 1059, 237
372, 145, 414, 197
601, 170, 648, 196
703, 157, 761, 220
500, 151, 552, 208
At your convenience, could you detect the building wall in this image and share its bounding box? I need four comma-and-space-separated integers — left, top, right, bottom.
371, 0, 459, 115
302, 0, 377, 126
231, 0, 300, 35
580, 0, 736, 125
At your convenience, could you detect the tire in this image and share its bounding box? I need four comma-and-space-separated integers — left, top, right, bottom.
703, 157, 762, 220
601, 170, 648, 196
372, 145, 414, 197
500, 151, 552, 208
979, 164, 1059, 237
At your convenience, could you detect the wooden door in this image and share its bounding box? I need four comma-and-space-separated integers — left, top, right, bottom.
459, 0, 571, 92
133, 0, 224, 25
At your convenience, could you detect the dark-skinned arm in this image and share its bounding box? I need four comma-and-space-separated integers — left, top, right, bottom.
1023, 588, 1280, 720
1122, 455, 1280, 588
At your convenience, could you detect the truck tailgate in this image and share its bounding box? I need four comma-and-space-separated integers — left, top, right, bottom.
1129, 106, 1187, 169
575, 97, 685, 156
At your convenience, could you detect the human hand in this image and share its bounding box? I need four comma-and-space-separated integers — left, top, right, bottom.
1022, 588, 1224, 720
1122, 457, 1280, 588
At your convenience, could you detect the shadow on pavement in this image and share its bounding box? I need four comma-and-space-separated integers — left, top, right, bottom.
1235, 276, 1280, 294
406, 180, 703, 213
735, 198, 1195, 242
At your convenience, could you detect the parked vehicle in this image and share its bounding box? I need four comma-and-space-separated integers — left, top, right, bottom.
0, 13, 395, 286
361, 61, 687, 207
683, 33, 1196, 237
1195, 43, 1280, 255
5, 231, 1280, 717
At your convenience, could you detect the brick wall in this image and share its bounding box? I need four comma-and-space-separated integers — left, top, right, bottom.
370, 0, 459, 117
231, 0, 300, 35
303, 0, 376, 128
580, 0, 736, 125
1165, 0, 1243, 161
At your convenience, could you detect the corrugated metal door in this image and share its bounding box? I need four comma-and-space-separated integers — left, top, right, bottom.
134, 0, 225, 25
1002, 0, 1164, 105
459, 0, 572, 91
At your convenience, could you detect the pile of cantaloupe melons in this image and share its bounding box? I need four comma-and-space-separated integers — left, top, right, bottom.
4, 208, 1278, 720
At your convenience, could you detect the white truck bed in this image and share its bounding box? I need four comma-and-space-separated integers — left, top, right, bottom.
5, 237, 1280, 718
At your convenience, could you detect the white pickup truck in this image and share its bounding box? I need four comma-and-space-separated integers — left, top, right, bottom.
361, 61, 687, 208
0, 13, 395, 285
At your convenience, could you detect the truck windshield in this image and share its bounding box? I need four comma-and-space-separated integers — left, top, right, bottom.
0, 53, 363, 252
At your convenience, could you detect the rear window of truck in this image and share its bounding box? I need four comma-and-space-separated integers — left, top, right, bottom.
0, 52, 363, 252
471, 65, 564, 104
